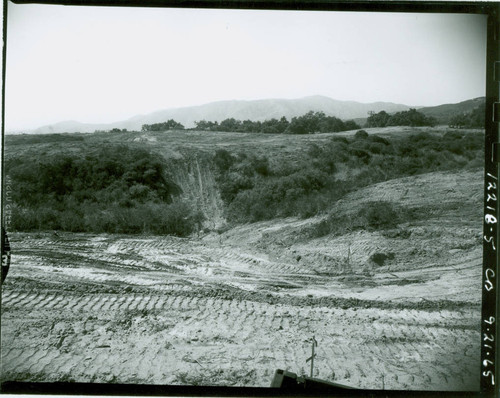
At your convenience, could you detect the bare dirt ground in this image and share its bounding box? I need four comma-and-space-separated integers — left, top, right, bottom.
1, 168, 482, 390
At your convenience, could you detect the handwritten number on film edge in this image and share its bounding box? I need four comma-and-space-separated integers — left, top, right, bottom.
482, 174, 496, 386
482, 316, 496, 385
484, 175, 497, 251
485, 268, 495, 292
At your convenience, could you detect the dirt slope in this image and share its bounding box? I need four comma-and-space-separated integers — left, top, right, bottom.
1, 168, 483, 390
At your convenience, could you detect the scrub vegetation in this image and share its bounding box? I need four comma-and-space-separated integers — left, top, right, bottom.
4, 126, 482, 235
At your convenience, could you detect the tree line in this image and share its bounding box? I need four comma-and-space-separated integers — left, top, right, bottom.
137, 104, 485, 133
140, 111, 360, 134
192, 112, 361, 134
141, 119, 185, 131
366, 104, 486, 129
449, 103, 485, 129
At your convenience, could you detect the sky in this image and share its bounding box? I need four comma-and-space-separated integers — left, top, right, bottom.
5, 2, 487, 131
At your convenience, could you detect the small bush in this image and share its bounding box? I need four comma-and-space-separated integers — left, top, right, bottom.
330, 136, 349, 144
368, 135, 390, 145
359, 201, 400, 229
369, 252, 395, 266
348, 148, 371, 163
367, 142, 388, 154
354, 130, 369, 139
443, 130, 464, 140
213, 149, 235, 172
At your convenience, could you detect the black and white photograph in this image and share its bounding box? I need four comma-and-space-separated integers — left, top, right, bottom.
0, 1, 492, 393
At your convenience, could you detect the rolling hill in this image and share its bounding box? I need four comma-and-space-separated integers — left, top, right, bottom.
11, 95, 486, 135
27, 96, 411, 134
418, 97, 485, 124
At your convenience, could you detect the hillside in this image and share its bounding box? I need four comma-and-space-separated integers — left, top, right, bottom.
21, 96, 486, 135
2, 125, 484, 390
418, 97, 485, 124
25, 96, 412, 134
125, 96, 411, 130
2, 132, 483, 390
4, 126, 483, 234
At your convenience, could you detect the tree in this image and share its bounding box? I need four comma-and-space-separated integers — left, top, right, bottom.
366, 111, 391, 127
194, 120, 219, 131
366, 109, 435, 128
260, 117, 289, 134
387, 109, 435, 127
286, 111, 323, 134
343, 120, 361, 131
240, 119, 260, 133
218, 118, 242, 132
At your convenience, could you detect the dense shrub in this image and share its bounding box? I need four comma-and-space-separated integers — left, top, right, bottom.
367, 142, 388, 154
359, 201, 401, 229
443, 130, 464, 140
215, 127, 482, 226
308, 201, 402, 239
348, 148, 371, 163
227, 168, 333, 222
6, 145, 203, 235
7, 126, 483, 235
306, 144, 337, 174
7, 146, 179, 206
369, 252, 395, 266
368, 135, 390, 145
218, 172, 254, 203
5, 133, 85, 146
213, 149, 236, 172
330, 136, 349, 144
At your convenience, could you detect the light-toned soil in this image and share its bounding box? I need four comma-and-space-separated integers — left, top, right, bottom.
1, 168, 483, 390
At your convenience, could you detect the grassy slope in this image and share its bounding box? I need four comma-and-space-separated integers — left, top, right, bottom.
5, 127, 366, 161
4, 125, 482, 164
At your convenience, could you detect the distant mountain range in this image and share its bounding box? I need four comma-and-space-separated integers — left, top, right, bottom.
10, 95, 485, 134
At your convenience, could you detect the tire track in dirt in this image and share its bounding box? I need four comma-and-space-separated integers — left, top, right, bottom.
2, 291, 21, 304
25, 349, 57, 377
30, 292, 55, 309
45, 295, 66, 309
4, 348, 35, 373
138, 295, 152, 311
3, 291, 29, 306
2, 288, 480, 390
71, 296, 94, 312
101, 296, 119, 312
13, 292, 42, 308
